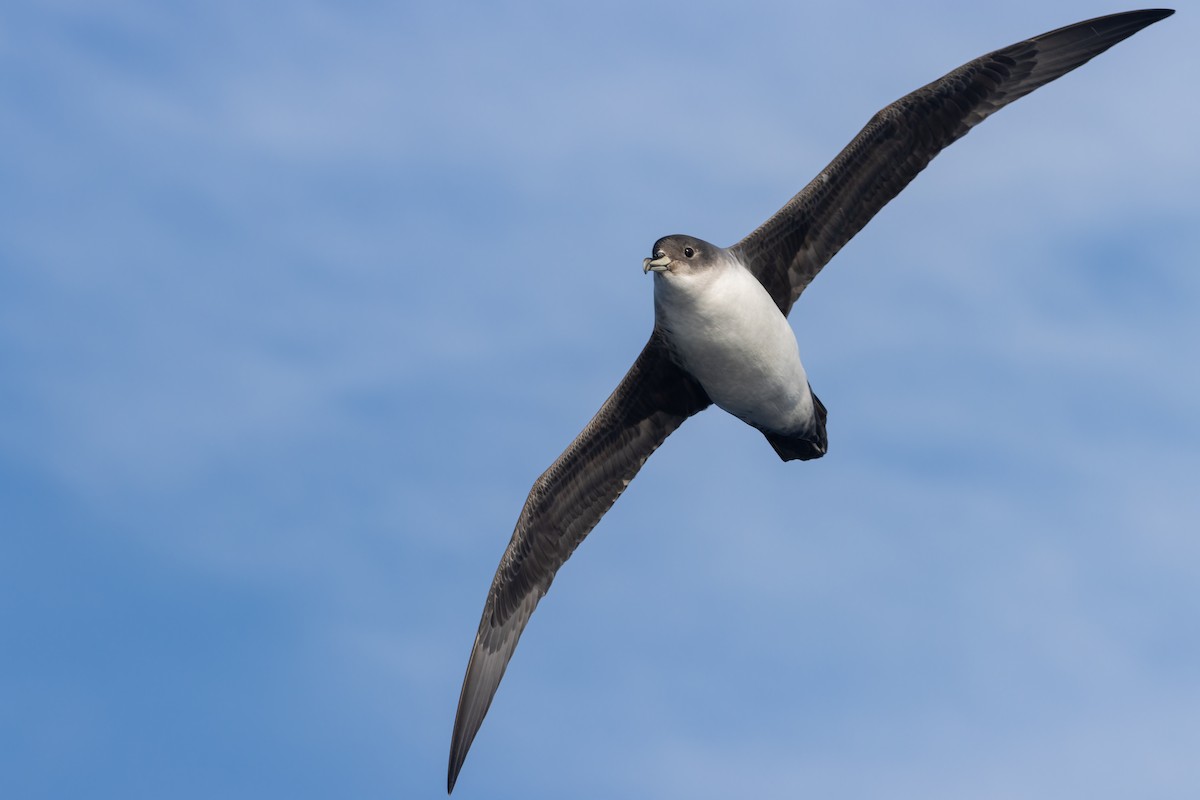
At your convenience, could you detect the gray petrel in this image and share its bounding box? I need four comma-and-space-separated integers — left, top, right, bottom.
448, 9, 1173, 792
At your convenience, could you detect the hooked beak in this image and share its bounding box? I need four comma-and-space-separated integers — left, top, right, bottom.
642, 255, 671, 274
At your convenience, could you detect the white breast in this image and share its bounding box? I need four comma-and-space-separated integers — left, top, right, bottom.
654, 255, 814, 434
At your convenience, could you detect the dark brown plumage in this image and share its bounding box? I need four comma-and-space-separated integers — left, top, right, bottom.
737, 10, 1174, 316
448, 332, 710, 790
448, 10, 1172, 792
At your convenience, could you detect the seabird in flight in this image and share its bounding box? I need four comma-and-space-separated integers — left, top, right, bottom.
447, 9, 1173, 792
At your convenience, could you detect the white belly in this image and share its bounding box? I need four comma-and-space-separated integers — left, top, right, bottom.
655, 262, 814, 434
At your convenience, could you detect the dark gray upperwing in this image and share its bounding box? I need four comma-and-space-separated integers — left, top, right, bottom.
448, 332, 711, 792
734, 9, 1173, 315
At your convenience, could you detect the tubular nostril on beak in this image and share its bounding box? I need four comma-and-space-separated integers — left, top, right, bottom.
643, 255, 672, 273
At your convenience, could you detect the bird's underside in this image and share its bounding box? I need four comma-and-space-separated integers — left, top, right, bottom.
447, 9, 1172, 793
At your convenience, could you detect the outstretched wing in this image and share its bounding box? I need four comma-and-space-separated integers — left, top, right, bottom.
448, 332, 711, 792
735, 9, 1173, 315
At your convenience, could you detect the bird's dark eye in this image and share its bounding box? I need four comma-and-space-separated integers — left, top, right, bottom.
684, 247, 695, 258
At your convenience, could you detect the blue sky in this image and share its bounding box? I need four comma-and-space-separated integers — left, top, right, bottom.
2, 2, 1198, 798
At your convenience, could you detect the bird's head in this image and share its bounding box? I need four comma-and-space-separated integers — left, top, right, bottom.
642, 235, 718, 277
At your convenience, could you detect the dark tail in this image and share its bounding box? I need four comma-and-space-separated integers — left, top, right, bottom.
761, 390, 828, 462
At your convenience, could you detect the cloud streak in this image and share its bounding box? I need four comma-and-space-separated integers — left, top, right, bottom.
1, 2, 1196, 799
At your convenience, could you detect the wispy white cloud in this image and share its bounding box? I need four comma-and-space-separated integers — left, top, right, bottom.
1, 3, 1197, 799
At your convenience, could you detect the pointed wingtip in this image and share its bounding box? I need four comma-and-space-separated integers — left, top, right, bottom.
447, 698, 474, 794
447, 736, 468, 794
1133, 8, 1175, 26
1110, 8, 1174, 30
445, 639, 495, 796
447, 590, 539, 797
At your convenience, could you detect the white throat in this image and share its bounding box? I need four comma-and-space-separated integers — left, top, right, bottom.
653, 252, 815, 434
